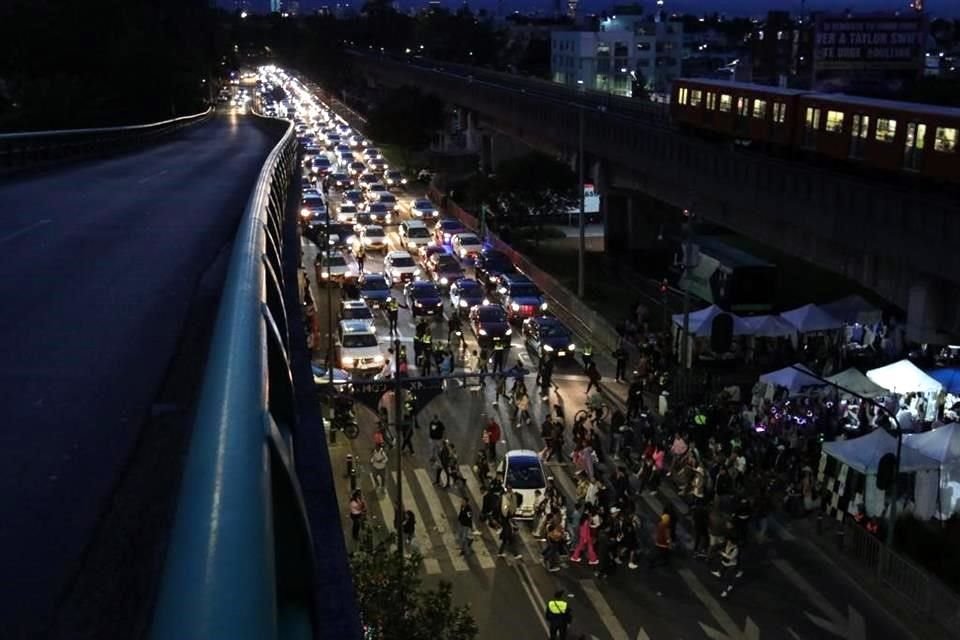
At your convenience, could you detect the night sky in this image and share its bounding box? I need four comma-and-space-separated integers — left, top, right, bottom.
232, 0, 956, 18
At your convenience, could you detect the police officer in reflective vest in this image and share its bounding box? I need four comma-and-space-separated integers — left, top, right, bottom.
544, 590, 572, 639
492, 340, 506, 373
582, 343, 594, 373
386, 297, 399, 335
421, 331, 434, 375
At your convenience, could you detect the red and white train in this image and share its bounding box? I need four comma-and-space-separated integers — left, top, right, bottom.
671, 78, 960, 183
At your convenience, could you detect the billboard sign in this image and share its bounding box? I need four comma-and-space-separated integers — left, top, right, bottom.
567, 183, 601, 216
813, 14, 927, 72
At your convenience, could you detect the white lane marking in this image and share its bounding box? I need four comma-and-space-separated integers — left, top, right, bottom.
579, 579, 630, 640
773, 558, 866, 640
515, 563, 551, 636
0, 219, 51, 245
413, 467, 468, 572
678, 568, 758, 640
136, 169, 168, 184
658, 484, 690, 515
636, 629, 652, 640
391, 470, 441, 575
769, 518, 796, 542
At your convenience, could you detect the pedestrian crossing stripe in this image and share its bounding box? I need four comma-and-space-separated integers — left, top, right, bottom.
412, 468, 470, 572
390, 470, 441, 575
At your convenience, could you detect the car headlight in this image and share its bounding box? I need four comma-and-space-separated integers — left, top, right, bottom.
482, 299, 490, 306
543, 344, 554, 352
440, 277, 448, 285
414, 268, 422, 276
342, 356, 354, 365
415, 301, 423, 307
489, 275, 499, 283
374, 354, 385, 363
414, 210, 422, 217
444, 233, 451, 242
505, 328, 512, 336
511, 302, 520, 311
300, 208, 311, 218
541, 302, 549, 310
459, 299, 468, 308
321, 271, 330, 279
568, 343, 576, 351
385, 214, 392, 222
479, 328, 488, 335
402, 178, 407, 184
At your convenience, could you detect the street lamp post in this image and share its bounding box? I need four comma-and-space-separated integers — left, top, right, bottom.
577, 106, 586, 298
393, 337, 404, 559
679, 208, 695, 401
788, 365, 902, 545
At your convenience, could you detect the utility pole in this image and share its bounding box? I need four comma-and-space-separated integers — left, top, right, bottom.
394, 337, 404, 559
577, 106, 586, 298
679, 207, 694, 402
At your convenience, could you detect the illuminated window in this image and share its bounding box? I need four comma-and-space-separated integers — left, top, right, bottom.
876, 118, 897, 142
690, 89, 702, 106
719, 94, 732, 113
678, 87, 688, 105
852, 114, 870, 138
737, 96, 749, 116
934, 127, 957, 153
825, 110, 845, 133
752, 99, 767, 119
773, 102, 786, 123
706, 92, 716, 110
805, 107, 821, 130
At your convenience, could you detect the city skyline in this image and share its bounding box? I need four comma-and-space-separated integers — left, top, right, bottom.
228, 0, 957, 17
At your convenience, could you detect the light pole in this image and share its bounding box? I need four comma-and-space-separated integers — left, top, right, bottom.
679, 208, 695, 400
577, 105, 586, 298
393, 337, 404, 559
788, 365, 902, 545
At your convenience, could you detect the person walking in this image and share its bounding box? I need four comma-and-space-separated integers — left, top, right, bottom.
492, 340, 506, 373
613, 344, 628, 383
456, 497, 475, 556
585, 361, 601, 395
493, 373, 508, 406
400, 418, 415, 455
543, 520, 566, 572
482, 416, 501, 463
386, 296, 399, 336
711, 536, 740, 598
514, 386, 531, 427
370, 443, 388, 492
428, 415, 445, 460
496, 517, 522, 559
348, 490, 367, 543
569, 514, 599, 565
648, 511, 672, 569
581, 343, 594, 373
400, 509, 416, 554
435, 440, 452, 487
355, 245, 366, 273
544, 590, 572, 640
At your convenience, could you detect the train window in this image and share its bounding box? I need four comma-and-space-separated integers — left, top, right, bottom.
737, 97, 749, 117
706, 92, 716, 110
825, 110, 845, 133
752, 99, 767, 119
934, 127, 957, 153
805, 107, 821, 130
678, 87, 688, 105
876, 118, 897, 142
690, 89, 702, 107
852, 114, 870, 138
719, 94, 732, 113
773, 102, 786, 123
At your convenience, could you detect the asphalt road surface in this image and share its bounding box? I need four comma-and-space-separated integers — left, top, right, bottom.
305, 187, 921, 640
0, 110, 282, 638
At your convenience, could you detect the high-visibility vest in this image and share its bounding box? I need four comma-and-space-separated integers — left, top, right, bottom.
422, 334, 432, 346
493, 342, 505, 352
583, 345, 593, 356
387, 299, 398, 312
547, 600, 568, 615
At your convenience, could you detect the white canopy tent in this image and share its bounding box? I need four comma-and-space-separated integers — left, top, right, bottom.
823, 428, 940, 517
759, 363, 826, 394
671, 305, 752, 337
744, 314, 797, 338
866, 360, 944, 394
822, 295, 882, 325
780, 303, 844, 333
825, 367, 890, 399
904, 423, 960, 518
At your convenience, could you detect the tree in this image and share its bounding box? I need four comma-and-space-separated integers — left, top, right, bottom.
351, 547, 478, 640
366, 86, 444, 170
480, 152, 578, 238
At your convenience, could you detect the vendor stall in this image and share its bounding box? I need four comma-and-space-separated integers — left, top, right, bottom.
822, 295, 882, 325
825, 367, 889, 399
820, 429, 940, 519
866, 360, 943, 395
759, 363, 826, 395
929, 368, 960, 395
780, 303, 843, 333
904, 423, 960, 519
671, 305, 751, 337
744, 314, 797, 338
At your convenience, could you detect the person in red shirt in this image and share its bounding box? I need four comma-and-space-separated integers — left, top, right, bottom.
483, 417, 501, 462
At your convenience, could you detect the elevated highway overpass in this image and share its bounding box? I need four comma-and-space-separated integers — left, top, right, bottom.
348, 51, 960, 342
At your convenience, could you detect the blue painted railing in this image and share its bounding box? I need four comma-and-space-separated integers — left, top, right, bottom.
0, 107, 213, 170
149, 114, 316, 640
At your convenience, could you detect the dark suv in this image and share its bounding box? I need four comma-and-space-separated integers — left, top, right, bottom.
495, 273, 547, 323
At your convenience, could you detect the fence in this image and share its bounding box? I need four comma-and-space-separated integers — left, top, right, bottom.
841, 518, 960, 635
429, 187, 623, 354
0, 107, 213, 172
149, 113, 317, 640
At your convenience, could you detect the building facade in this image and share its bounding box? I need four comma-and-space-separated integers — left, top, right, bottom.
550, 13, 683, 97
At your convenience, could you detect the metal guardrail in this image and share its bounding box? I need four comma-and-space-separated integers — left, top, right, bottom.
0, 107, 213, 171
841, 518, 960, 635
430, 187, 622, 354
149, 115, 317, 640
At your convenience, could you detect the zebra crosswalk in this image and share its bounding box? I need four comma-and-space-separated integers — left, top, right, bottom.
359, 463, 551, 575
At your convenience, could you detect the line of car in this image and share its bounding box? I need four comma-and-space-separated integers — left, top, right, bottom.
267, 68, 580, 377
